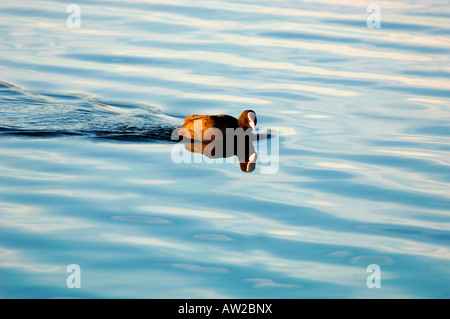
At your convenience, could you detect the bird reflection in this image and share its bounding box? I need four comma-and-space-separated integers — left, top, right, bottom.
182, 135, 257, 173
174, 110, 262, 172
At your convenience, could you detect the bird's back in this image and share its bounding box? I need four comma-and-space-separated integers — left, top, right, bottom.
180, 114, 239, 141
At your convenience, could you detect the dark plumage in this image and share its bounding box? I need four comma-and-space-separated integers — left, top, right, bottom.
178, 110, 257, 142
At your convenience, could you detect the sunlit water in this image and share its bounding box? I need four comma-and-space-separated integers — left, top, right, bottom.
1, 0, 449, 298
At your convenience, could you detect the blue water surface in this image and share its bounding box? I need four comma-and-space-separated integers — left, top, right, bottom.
0, 0, 449, 298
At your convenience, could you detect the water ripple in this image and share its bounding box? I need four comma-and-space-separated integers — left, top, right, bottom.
0, 0, 449, 298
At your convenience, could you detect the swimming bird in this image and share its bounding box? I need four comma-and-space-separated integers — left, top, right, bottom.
178, 110, 257, 142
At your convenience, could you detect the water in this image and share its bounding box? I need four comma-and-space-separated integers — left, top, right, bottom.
1, 0, 449, 298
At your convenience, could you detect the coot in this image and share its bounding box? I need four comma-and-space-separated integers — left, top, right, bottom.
178, 110, 257, 142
